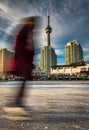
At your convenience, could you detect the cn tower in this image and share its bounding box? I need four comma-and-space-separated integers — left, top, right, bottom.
45, 13, 52, 46
40, 12, 57, 73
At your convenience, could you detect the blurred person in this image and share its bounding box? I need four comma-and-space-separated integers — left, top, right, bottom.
10, 16, 41, 107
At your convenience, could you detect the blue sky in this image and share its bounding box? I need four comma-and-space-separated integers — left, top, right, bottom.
0, 0, 89, 66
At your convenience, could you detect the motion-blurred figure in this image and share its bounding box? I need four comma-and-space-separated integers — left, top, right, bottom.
12, 16, 40, 107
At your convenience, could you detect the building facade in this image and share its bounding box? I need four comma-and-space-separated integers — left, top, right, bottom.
40, 46, 57, 73
65, 40, 84, 65
40, 14, 57, 73
0, 48, 14, 74
51, 62, 89, 79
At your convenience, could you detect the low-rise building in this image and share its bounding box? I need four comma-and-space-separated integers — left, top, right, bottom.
0, 48, 14, 80
51, 62, 89, 79
0, 48, 14, 74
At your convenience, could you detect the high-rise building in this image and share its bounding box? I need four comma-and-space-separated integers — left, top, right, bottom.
65, 40, 84, 65
0, 48, 14, 74
40, 13, 57, 73
40, 46, 57, 72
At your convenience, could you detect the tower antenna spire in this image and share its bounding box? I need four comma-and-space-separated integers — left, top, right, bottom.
47, 8, 50, 25
45, 9, 52, 46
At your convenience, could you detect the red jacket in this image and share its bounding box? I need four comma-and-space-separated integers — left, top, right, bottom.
13, 24, 34, 77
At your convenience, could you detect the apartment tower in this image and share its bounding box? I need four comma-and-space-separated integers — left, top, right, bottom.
65, 40, 84, 65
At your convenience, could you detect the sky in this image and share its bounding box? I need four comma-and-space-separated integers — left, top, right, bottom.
0, 0, 89, 66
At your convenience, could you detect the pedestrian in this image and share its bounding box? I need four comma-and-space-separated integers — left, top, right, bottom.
13, 17, 36, 107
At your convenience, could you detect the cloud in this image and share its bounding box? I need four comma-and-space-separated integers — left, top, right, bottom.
50, 0, 89, 39
83, 47, 89, 52
0, 2, 11, 13
34, 53, 40, 66
0, 40, 13, 50
55, 49, 64, 55
82, 42, 89, 52
1, 0, 89, 41
84, 55, 89, 60
0, 0, 89, 65
34, 53, 40, 60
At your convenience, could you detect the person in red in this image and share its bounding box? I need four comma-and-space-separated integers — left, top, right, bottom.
13, 17, 36, 107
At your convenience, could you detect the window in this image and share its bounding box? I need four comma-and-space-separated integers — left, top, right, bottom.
81, 68, 86, 71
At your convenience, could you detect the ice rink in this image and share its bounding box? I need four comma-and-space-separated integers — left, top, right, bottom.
0, 81, 89, 130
